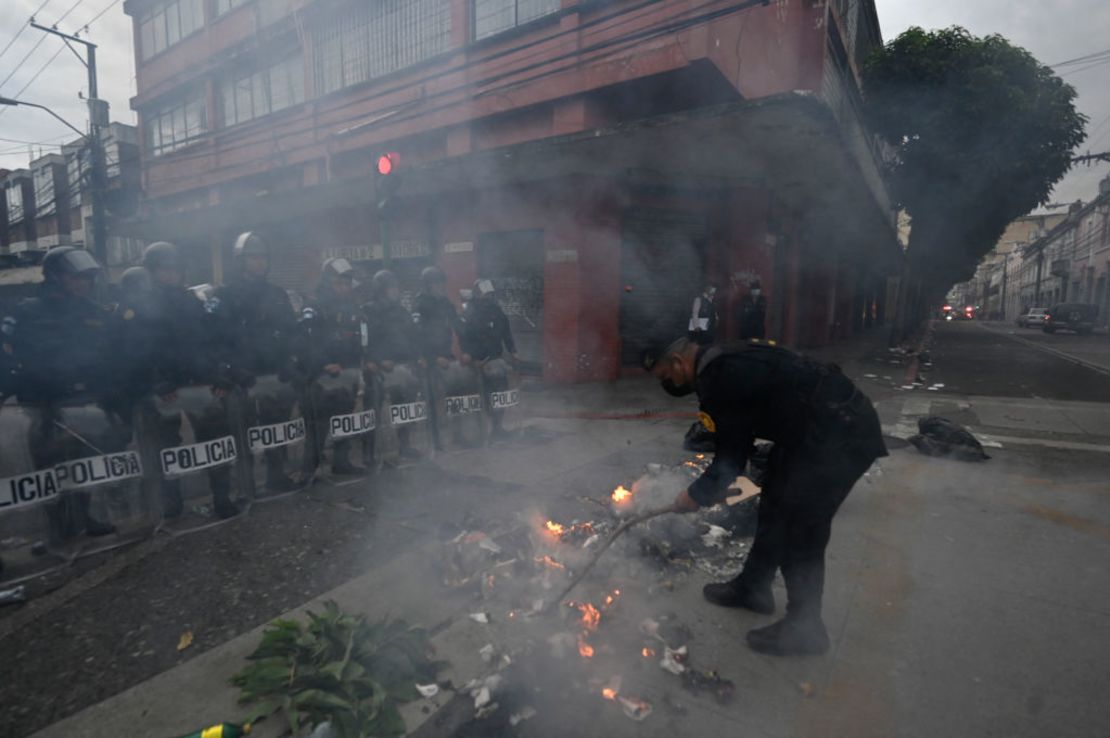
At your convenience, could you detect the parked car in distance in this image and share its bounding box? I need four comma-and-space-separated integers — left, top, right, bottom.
1043, 303, 1098, 335
1017, 307, 1049, 328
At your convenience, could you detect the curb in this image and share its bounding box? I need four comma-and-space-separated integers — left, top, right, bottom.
977, 323, 1110, 378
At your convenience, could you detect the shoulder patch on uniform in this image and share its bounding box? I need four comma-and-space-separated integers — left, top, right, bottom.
122, 308, 135, 321
698, 411, 716, 433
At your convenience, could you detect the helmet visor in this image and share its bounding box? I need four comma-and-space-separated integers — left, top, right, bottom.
62, 249, 102, 276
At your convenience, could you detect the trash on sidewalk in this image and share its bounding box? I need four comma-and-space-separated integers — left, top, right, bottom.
180, 722, 251, 738
0, 585, 27, 606
469, 612, 491, 624
176, 630, 194, 651
509, 706, 537, 726
416, 683, 440, 698
660, 645, 688, 675
909, 416, 991, 461
681, 668, 736, 704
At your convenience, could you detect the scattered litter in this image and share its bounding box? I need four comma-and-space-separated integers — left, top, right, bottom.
477, 537, 503, 554
900, 385, 915, 390
618, 696, 653, 721
700, 525, 729, 549
0, 585, 27, 606
469, 612, 491, 624
681, 669, 736, 704
509, 706, 537, 726
798, 681, 815, 698
863, 373, 878, 378
909, 416, 990, 461
416, 683, 440, 698
660, 645, 688, 675
176, 630, 194, 651
479, 643, 496, 663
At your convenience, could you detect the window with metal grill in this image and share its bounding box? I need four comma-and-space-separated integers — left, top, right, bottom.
473, 0, 560, 41
139, 0, 203, 59
218, 53, 305, 128
5, 184, 24, 224
312, 0, 452, 96
144, 89, 207, 157
33, 166, 56, 218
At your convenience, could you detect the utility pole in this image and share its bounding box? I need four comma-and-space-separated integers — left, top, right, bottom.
30, 22, 108, 267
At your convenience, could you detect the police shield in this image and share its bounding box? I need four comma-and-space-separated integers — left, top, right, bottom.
240, 374, 309, 500
0, 398, 155, 583
304, 367, 373, 483
480, 357, 522, 441
135, 385, 248, 529
429, 360, 485, 451
371, 362, 432, 466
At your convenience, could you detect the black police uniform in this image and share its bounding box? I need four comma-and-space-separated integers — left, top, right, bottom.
362, 296, 422, 456
298, 286, 366, 474
736, 293, 768, 340
129, 281, 238, 518
687, 340, 887, 650
413, 291, 458, 362
4, 284, 123, 538
209, 277, 301, 488
460, 297, 516, 435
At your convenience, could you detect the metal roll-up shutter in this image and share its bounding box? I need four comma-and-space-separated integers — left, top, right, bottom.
619, 208, 707, 366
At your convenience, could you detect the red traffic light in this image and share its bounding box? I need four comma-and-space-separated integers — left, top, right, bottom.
377, 152, 400, 176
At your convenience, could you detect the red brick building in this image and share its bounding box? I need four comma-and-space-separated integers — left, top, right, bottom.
122, 0, 900, 381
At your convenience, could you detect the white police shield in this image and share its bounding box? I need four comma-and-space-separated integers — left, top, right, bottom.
371, 362, 432, 466
480, 357, 523, 441
240, 374, 309, 501
429, 360, 485, 451
304, 367, 373, 484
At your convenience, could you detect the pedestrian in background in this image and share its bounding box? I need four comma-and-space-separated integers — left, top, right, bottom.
736, 278, 767, 340
688, 284, 718, 345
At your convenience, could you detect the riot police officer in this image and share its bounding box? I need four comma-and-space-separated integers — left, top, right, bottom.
209, 232, 302, 491
413, 266, 463, 449
646, 337, 887, 656
362, 269, 422, 459
459, 278, 517, 439
2, 247, 119, 538
299, 258, 367, 476
136, 242, 239, 519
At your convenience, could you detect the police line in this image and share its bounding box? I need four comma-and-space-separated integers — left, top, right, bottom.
2, 450, 144, 513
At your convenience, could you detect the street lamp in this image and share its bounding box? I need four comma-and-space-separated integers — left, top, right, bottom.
0, 95, 87, 140
0, 94, 108, 265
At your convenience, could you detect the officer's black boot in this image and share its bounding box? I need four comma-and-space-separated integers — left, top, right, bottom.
162, 480, 184, 519
702, 575, 775, 614
331, 440, 366, 476
265, 450, 298, 491
397, 428, 421, 460
746, 613, 830, 656
210, 468, 240, 520
78, 493, 116, 537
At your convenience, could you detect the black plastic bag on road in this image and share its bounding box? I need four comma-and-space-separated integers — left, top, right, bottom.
909, 416, 990, 461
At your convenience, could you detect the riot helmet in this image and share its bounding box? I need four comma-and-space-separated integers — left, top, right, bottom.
321, 257, 355, 298
142, 241, 184, 286
421, 266, 446, 287
120, 266, 153, 297
371, 269, 400, 302
233, 231, 270, 280
42, 246, 101, 298
474, 278, 496, 302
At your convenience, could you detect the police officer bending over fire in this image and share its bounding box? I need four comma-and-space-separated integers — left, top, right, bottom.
297, 257, 367, 476
1, 247, 121, 539
459, 278, 517, 440
130, 242, 240, 519
645, 336, 887, 656
208, 232, 302, 492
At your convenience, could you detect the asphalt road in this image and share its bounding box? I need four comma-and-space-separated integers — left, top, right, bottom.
924, 321, 1110, 402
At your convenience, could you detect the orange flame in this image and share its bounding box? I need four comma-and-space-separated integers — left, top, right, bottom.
577, 602, 601, 631
642, 647, 656, 658
544, 520, 565, 537
535, 555, 566, 571
578, 634, 594, 658
695, 453, 706, 460
611, 485, 631, 504
602, 687, 617, 700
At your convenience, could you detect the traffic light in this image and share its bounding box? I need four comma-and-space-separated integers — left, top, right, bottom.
376, 151, 402, 209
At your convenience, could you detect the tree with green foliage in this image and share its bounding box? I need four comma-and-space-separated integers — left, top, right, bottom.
863, 27, 1086, 340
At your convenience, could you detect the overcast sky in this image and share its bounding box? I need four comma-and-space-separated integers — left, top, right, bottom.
0, 0, 1107, 205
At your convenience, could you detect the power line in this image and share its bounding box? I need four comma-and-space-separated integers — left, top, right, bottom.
1050, 47, 1110, 68
0, 0, 54, 63
0, 0, 87, 91
80, 0, 121, 32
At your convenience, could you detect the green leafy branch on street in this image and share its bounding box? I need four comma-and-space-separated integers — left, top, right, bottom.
231, 601, 446, 738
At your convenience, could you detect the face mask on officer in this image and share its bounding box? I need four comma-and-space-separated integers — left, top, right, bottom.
62, 272, 96, 300
244, 255, 269, 280
331, 275, 353, 297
